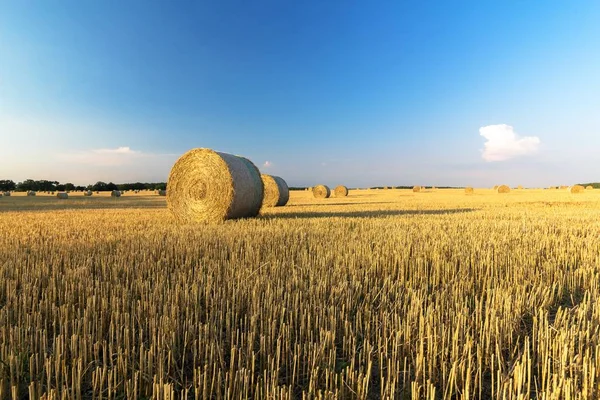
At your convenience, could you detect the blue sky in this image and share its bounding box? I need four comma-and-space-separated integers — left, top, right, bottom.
1, 1, 599, 187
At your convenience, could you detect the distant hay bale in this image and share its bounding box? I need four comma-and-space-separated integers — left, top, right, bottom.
111, 190, 121, 197
334, 185, 349, 197
167, 148, 263, 223
493, 185, 499, 190
497, 185, 510, 194
157, 189, 167, 196
261, 174, 289, 207
569, 185, 585, 194
312, 185, 331, 199
517, 185, 524, 189
412, 186, 421, 193
27, 191, 36, 196
465, 186, 474, 194
3, 192, 11, 197
586, 185, 594, 190
84, 190, 93, 196
559, 185, 568, 190
56, 192, 69, 199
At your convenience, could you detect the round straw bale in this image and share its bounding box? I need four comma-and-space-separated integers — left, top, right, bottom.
56, 192, 69, 199
517, 185, 524, 189
3, 192, 11, 197
157, 189, 167, 196
493, 185, 499, 190
334, 185, 349, 197
586, 185, 594, 190
167, 148, 264, 223
465, 186, 474, 194
261, 174, 289, 207
412, 186, 421, 193
111, 190, 121, 197
569, 185, 585, 194
84, 190, 93, 196
312, 185, 331, 199
497, 185, 510, 193
27, 191, 36, 196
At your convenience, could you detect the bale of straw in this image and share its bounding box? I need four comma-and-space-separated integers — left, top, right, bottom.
84, 190, 93, 196
56, 192, 69, 199
261, 174, 289, 207
559, 185, 568, 190
157, 189, 167, 196
3, 192, 11, 197
334, 185, 349, 197
497, 185, 510, 193
27, 191, 36, 196
412, 186, 421, 193
586, 185, 594, 190
111, 190, 121, 198
493, 185, 499, 190
167, 148, 264, 223
465, 186, 474, 194
312, 185, 331, 199
517, 185, 524, 189
569, 185, 585, 194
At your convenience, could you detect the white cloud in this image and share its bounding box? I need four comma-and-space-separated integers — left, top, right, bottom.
480, 124, 541, 162
263, 161, 273, 168
93, 146, 140, 155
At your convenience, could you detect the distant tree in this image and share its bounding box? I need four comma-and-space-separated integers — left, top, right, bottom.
0, 180, 16, 191
106, 182, 118, 191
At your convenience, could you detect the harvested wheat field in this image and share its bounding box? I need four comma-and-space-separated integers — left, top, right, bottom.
1, 188, 600, 399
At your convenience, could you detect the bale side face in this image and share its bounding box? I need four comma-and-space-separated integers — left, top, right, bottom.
111, 190, 121, 197
465, 187, 474, 194
167, 148, 263, 223
334, 185, 349, 197
56, 192, 69, 199
3, 192, 10, 197
586, 185, 594, 190
84, 191, 92, 196
412, 186, 421, 193
261, 174, 289, 207
312, 185, 331, 199
569, 185, 585, 194
497, 185, 510, 193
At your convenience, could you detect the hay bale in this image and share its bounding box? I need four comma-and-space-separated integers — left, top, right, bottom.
412, 186, 421, 193
3, 192, 11, 197
559, 185, 568, 190
157, 189, 167, 196
111, 190, 121, 198
517, 185, 524, 190
84, 190, 93, 196
465, 186, 474, 194
167, 148, 263, 223
261, 174, 289, 207
312, 185, 331, 199
493, 185, 499, 190
497, 185, 510, 193
56, 192, 69, 199
569, 185, 585, 194
586, 185, 594, 190
27, 191, 36, 196
334, 185, 349, 197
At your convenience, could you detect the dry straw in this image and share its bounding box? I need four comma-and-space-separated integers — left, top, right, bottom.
497, 185, 511, 193
167, 148, 263, 223
312, 185, 331, 199
569, 185, 585, 194
412, 186, 421, 193
157, 189, 167, 196
111, 190, 121, 198
334, 185, 349, 197
56, 192, 69, 199
27, 191, 36, 196
465, 186, 474, 194
261, 174, 289, 207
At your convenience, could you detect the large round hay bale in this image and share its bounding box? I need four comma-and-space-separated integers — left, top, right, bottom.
84, 190, 93, 196
497, 185, 510, 193
56, 192, 69, 199
27, 191, 36, 196
167, 148, 264, 223
3, 192, 11, 197
465, 186, 474, 194
157, 189, 167, 196
261, 174, 289, 207
569, 185, 585, 194
586, 185, 594, 190
312, 185, 331, 199
111, 190, 121, 198
412, 186, 421, 193
334, 185, 349, 197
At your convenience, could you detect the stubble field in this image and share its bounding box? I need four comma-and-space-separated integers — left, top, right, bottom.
1, 188, 600, 399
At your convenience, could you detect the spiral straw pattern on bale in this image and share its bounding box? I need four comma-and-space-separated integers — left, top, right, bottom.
334, 185, 349, 197
465, 186, 474, 194
261, 175, 289, 207
56, 192, 69, 199
312, 185, 331, 199
167, 148, 264, 223
569, 185, 585, 194
497, 185, 511, 194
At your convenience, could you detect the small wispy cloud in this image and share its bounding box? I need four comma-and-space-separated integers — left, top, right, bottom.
263, 161, 273, 168
480, 124, 540, 162
93, 146, 140, 155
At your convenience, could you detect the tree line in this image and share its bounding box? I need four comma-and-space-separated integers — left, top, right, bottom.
0, 179, 167, 192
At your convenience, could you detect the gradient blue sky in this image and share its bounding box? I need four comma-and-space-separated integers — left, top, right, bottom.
1, 1, 599, 187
